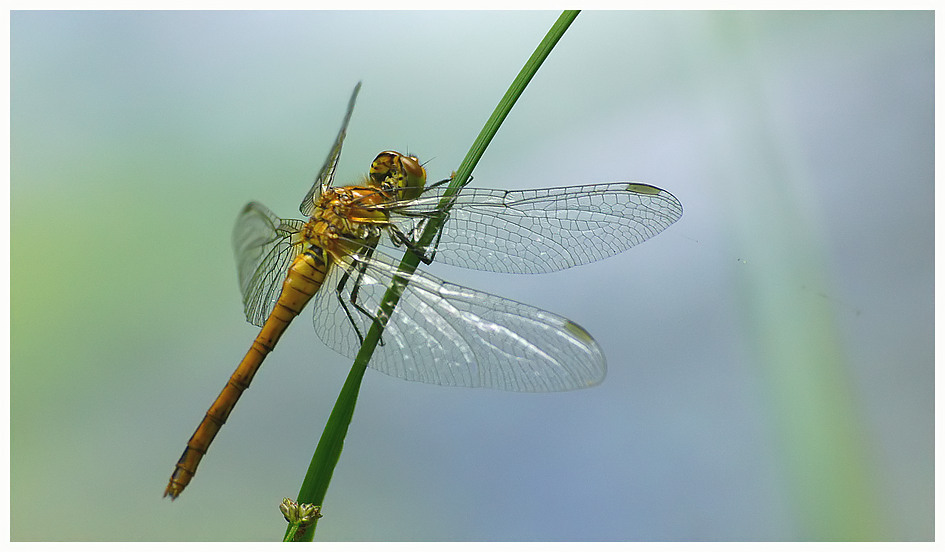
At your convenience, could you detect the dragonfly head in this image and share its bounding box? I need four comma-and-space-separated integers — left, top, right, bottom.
370, 151, 427, 201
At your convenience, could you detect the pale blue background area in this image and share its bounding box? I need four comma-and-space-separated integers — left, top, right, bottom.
11, 11, 932, 541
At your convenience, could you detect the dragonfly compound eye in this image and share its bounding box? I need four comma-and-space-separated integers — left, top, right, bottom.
397, 155, 427, 200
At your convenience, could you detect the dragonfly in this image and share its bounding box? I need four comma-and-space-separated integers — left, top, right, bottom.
164, 83, 683, 499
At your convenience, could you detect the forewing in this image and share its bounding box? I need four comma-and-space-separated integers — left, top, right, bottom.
232, 201, 304, 326
299, 82, 361, 216
311, 248, 605, 392
388, 182, 683, 273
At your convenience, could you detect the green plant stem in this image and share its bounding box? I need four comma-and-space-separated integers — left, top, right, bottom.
285, 10, 580, 542
284, 523, 301, 542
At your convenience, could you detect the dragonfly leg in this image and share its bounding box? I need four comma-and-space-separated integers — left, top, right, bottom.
426, 215, 447, 263
425, 177, 452, 191
335, 255, 388, 347
388, 211, 450, 266
382, 174, 463, 265
348, 253, 389, 347
335, 268, 367, 346
389, 224, 434, 265
423, 171, 471, 191
399, 173, 469, 263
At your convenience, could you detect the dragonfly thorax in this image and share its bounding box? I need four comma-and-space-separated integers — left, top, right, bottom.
302, 185, 393, 260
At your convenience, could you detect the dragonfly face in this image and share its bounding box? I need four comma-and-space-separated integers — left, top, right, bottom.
166, 82, 683, 499
370, 150, 427, 201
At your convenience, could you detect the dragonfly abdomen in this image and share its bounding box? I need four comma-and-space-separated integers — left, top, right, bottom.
165, 248, 330, 499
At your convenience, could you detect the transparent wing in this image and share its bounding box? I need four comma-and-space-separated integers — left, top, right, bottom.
310, 247, 605, 392
232, 202, 305, 326
385, 182, 683, 273
299, 82, 361, 217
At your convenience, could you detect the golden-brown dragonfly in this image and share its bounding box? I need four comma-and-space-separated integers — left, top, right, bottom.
165, 83, 682, 498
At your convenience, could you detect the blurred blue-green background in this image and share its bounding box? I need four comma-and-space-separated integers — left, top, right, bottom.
11, 11, 932, 541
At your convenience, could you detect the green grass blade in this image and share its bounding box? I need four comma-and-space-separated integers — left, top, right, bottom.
286, 10, 581, 541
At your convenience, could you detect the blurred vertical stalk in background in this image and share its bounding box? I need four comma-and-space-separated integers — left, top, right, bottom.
686, 13, 884, 539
